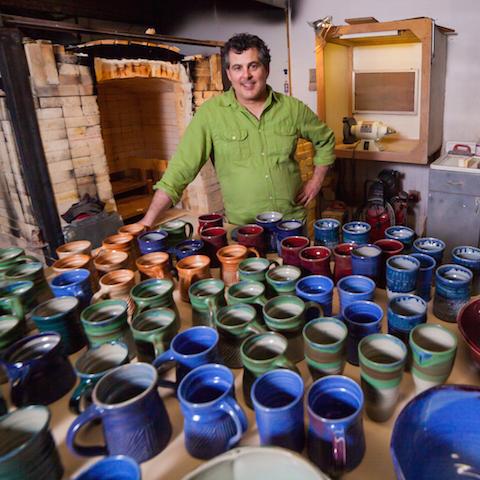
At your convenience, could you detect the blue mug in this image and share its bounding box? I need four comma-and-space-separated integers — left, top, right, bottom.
73, 455, 141, 480
31, 296, 87, 354
385, 226, 416, 250
251, 369, 305, 452
343, 300, 383, 365
174, 239, 205, 260
351, 244, 382, 283
387, 294, 427, 346
137, 230, 169, 255
275, 219, 304, 255
433, 264, 473, 323
1, 332, 76, 406
178, 363, 248, 459
255, 211, 283, 253
67, 362, 172, 464
153, 326, 219, 388
307, 375, 365, 477
49, 268, 92, 310
295, 275, 335, 317
342, 221, 371, 245
452, 246, 480, 296
413, 237, 446, 264
337, 275, 376, 318
314, 218, 341, 248
410, 253, 436, 302
386, 255, 420, 299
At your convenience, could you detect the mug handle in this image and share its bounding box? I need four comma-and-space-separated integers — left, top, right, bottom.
333, 427, 347, 469
3, 295, 24, 321
230, 227, 240, 242
219, 396, 248, 449
272, 355, 298, 372
253, 295, 268, 308
184, 222, 194, 239
69, 378, 94, 415
91, 288, 109, 303
67, 404, 107, 457
246, 247, 260, 258
304, 301, 324, 318
245, 321, 266, 335
19, 255, 40, 263
153, 349, 177, 389
268, 260, 280, 270
205, 297, 219, 328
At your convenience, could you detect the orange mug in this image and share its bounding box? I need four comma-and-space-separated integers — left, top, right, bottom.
216, 245, 260, 286
118, 223, 146, 259
175, 255, 211, 303
93, 250, 130, 276
92, 269, 136, 314
136, 252, 172, 281
56, 240, 92, 259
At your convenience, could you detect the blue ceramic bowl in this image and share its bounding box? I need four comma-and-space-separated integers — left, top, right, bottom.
391, 384, 480, 480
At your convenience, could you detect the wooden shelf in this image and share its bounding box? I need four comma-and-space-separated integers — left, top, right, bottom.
111, 177, 150, 196
116, 194, 153, 220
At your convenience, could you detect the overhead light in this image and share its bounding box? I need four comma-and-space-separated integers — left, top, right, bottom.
339, 30, 399, 39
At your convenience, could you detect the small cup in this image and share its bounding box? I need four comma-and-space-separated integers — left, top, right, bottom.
130, 308, 179, 363
137, 230, 169, 256
265, 265, 302, 297
296, 275, 334, 317
343, 300, 383, 366
136, 252, 172, 280
94, 250, 129, 275
217, 244, 260, 286
342, 221, 371, 244
280, 236, 310, 267
303, 317, 348, 379
0, 315, 25, 352
409, 323, 457, 393
176, 255, 211, 303
255, 211, 283, 253
313, 218, 341, 248
102, 233, 135, 260
200, 227, 228, 268
174, 239, 205, 261
374, 239, 405, 289
130, 278, 177, 319
49, 268, 93, 310
452, 246, 480, 296
386, 254, 420, 299
4, 262, 50, 305
226, 280, 268, 312
351, 244, 382, 283
160, 219, 194, 247
251, 369, 305, 452
189, 278, 226, 327
238, 257, 278, 283
56, 240, 92, 259
385, 226, 415, 250
299, 246, 332, 277
198, 213, 223, 234
358, 333, 407, 422
73, 456, 141, 480
92, 269, 135, 307
413, 237, 446, 264
69, 342, 130, 414
234, 224, 266, 256
410, 253, 436, 302
337, 275, 376, 318
275, 220, 304, 255
333, 243, 357, 284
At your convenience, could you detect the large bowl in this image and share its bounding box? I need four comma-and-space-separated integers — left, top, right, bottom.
182, 446, 329, 480
457, 298, 480, 368
391, 385, 480, 480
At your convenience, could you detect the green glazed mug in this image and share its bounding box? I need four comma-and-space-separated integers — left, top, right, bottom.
238, 257, 279, 283
130, 307, 180, 362
159, 219, 194, 247
263, 295, 323, 363
240, 331, 298, 409
0, 294, 24, 323
130, 278, 178, 319
215, 303, 266, 368
0, 248, 38, 278
4, 262, 51, 305
303, 317, 348, 380
0, 315, 25, 351
80, 299, 136, 359
265, 265, 302, 297
226, 280, 268, 319
0, 280, 35, 315
189, 278, 226, 327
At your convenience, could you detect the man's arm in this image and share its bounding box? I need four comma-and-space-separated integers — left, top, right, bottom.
295, 164, 329, 206
140, 189, 173, 227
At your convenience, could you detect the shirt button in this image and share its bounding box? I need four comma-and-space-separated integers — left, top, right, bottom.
232, 135, 236, 140
269, 196, 273, 200
265, 174, 269, 179
261, 152, 265, 156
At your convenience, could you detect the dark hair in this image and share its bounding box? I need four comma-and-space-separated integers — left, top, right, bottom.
222, 33, 271, 69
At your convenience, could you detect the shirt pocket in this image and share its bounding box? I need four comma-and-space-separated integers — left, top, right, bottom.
216, 129, 250, 165
271, 125, 298, 158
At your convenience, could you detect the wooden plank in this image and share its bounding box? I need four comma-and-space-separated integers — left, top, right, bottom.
111, 177, 149, 195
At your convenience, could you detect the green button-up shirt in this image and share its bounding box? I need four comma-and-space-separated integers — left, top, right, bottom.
155, 86, 335, 225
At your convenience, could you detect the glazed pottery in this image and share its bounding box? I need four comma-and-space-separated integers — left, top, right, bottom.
238, 257, 278, 283
275, 219, 304, 254
201, 227, 228, 268
137, 230, 168, 256
93, 269, 135, 305
333, 243, 356, 284
74, 455, 141, 480
69, 342, 130, 414
410, 253, 436, 302
159, 219, 193, 247
307, 375, 365, 477
0, 280, 35, 314
343, 300, 383, 365
385, 226, 415, 250
0, 406, 63, 480
313, 218, 341, 248
391, 385, 480, 480
412, 237, 446, 264
0, 315, 25, 352
1, 332, 76, 406
136, 252, 172, 280
296, 275, 334, 317
358, 333, 407, 422
197, 213, 223, 234
4, 261, 51, 305
350, 244, 382, 283
174, 240, 205, 261
299, 246, 332, 277
342, 221, 371, 244
176, 255, 211, 303
130, 278, 177, 318
94, 250, 129, 275
67, 363, 172, 463
0, 249, 38, 279
226, 280, 268, 316
387, 294, 427, 347
374, 238, 404, 288
457, 298, 480, 368
251, 369, 305, 452
102, 233, 135, 260
234, 224, 266, 256
409, 323, 457, 393
217, 244, 260, 286
452, 245, 480, 296
189, 278, 225, 327
56, 240, 92, 258
49, 268, 93, 309
303, 317, 347, 379
280, 236, 310, 267
337, 275, 376, 317
255, 211, 283, 253
265, 265, 302, 297
385, 254, 420, 299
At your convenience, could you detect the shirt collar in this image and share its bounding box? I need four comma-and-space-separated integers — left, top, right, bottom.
220, 85, 278, 109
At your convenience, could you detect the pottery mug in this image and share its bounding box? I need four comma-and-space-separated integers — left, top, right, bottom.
217, 244, 260, 286
176, 255, 211, 303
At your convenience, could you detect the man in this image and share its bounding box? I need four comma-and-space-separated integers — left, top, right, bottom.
140, 33, 335, 227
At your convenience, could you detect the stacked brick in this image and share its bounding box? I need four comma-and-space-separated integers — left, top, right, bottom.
24, 40, 116, 224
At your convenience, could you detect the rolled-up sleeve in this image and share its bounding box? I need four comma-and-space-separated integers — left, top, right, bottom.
154, 105, 213, 205
298, 104, 336, 167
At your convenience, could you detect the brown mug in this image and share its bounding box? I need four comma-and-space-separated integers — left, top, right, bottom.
102, 233, 135, 267
216, 244, 260, 287
118, 224, 146, 259
52, 253, 97, 290
56, 240, 92, 259
176, 255, 211, 303
92, 269, 136, 314
136, 252, 172, 280
93, 250, 130, 275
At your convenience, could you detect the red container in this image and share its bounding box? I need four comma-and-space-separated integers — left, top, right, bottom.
281, 236, 310, 267
373, 238, 404, 288
197, 213, 223, 234
236, 224, 266, 255
457, 298, 480, 368
200, 227, 227, 268
333, 243, 357, 284
299, 246, 332, 277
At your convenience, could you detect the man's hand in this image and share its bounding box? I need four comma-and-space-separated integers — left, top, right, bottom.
295, 164, 330, 206
139, 189, 173, 228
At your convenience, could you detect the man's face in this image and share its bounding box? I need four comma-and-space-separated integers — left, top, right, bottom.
226, 47, 269, 104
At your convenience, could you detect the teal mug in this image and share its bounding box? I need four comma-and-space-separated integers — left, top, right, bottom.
265, 265, 302, 297
189, 278, 226, 327
238, 257, 279, 283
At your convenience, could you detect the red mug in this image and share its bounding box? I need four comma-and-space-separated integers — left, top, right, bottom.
235, 224, 266, 255
299, 246, 332, 277
374, 238, 404, 288
197, 213, 223, 234
333, 243, 357, 284
200, 227, 228, 268
280, 236, 310, 267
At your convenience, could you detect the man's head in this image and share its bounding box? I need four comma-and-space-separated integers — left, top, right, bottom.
223, 33, 270, 105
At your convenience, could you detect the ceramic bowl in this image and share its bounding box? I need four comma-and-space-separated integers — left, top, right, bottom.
391, 385, 480, 480
457, 298, 480, 368
182, 446, 329, 480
